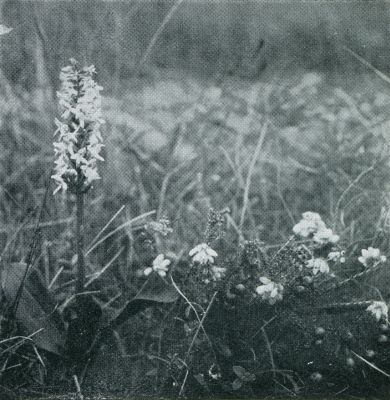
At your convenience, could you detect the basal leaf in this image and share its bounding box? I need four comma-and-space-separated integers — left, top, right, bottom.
1, 263, 65, 355
107, 274, 178, 329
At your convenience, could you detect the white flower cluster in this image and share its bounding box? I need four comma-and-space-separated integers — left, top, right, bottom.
144, 254, 171, 277
189, 243, 226, 282
358, 247, 387, 267
293, 212, 339, 244
327, 250, 345, 263
189, 243, 218, 265
52, 59, 105, 194
306, 258, 330, 275
256, 277, 284, 305
146, 218, 173, 236
366, 301, 389, 322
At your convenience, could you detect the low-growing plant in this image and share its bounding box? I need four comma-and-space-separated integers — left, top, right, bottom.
148, 209, 390, 398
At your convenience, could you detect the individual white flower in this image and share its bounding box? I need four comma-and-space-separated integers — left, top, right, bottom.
144, 254, 171, 277
306, 258, 330, 275
328, 251, 345, 263
52, 59, 105, 194
256, 277, 284, 305
313, 228, 340, 244
210, 266, 226, 281
358, 247, 387, 267
189, 243, 218, 265
292, 212, 327, 238
366, 301, 389, 322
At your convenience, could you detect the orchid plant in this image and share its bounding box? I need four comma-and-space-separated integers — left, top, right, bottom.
52, 58, 104, 293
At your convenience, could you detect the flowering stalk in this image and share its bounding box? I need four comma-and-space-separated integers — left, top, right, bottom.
76, 191, 85, 292
52, 59, 104, 294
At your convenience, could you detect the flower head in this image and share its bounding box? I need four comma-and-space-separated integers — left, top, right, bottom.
189, 243, 218, 265
366, 301, 389, 322
358, 247, 387, 267
144, 254, 171, 277
52, 59, 105, 194
328, 250, 345, 263
293, 212, 326, 238
293, 212, 339, 244
313, 228, 339, 244
256, 277, 284, 305
210, 266, 227, 281
306, 258, 330, 275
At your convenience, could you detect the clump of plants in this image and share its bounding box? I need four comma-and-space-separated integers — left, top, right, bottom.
149, 209, 390, 398
0, 59, 178, 397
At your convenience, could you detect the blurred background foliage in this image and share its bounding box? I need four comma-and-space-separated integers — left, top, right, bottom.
2, 0, 390, 87
0, 0, 390, 249
0, 1, 388, 255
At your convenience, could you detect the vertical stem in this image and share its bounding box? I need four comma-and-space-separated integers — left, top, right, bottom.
76, 190, 85, 293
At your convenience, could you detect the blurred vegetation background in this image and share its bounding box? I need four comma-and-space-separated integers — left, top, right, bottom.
2, 0, 390, 88
1, 0, 390, 252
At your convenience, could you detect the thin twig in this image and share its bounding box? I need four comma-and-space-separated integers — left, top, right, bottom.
88, 205, 125, 249
334, 164, 375, 224
133, 0, 186, 77
179, 291, 217, 397
351, 350, 390, 378
239, 120, 269, 235
86, 210, 156, 255
85, 247, 124, 287
262, 326, 276, 380
73, 375, 84, 400
344, 46, 390, 85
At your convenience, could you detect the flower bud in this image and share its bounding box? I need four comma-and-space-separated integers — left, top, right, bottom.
366, 350, 375, 359
346, 357, 355, 367
315, 327, 325, 336
310, 372, 322, 382
235, 284, 245, 292
378, 334, 388, 343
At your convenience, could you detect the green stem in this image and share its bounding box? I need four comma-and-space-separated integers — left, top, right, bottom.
76, 190, 85, 293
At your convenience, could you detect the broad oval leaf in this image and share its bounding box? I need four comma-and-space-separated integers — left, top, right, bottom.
1, 263, 65, 355
107, 274, 178, 329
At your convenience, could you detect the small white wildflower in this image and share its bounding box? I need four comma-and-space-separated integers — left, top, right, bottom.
189, 243, 218, 265
144, 254, 171, 277
306, 258, 330, 275
208, 364, 221, 380
328, 251, 346, 263
256, 277, 284, 305
366, 301, 389, 322
358, 247, 387, 267
146, 218, 173, 236
210, 266, 226, 281
52, 59, 105, 194
313, 228, 339, 244
310, 372, 323, 382
292, 211, 326, 238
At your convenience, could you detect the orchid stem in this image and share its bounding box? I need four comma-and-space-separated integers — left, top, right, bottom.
76, 189, 85, 293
